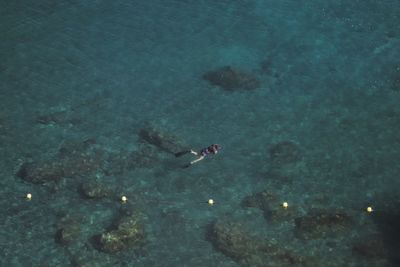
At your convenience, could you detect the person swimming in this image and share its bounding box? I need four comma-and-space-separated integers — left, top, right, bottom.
175, 144, 221, 168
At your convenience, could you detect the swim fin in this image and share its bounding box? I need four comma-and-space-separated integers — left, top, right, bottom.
175, 150, 191, 157
181, 163, 191, 168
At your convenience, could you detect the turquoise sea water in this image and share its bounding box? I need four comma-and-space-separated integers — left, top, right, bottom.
1, 1, 400, 266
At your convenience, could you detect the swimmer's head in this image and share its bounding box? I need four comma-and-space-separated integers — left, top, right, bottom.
211, 144, 221, 153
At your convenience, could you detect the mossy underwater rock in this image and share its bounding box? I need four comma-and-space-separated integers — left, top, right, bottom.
55, 215, 82, 245
103, 142, 162, 176
17, 161, 65, 184
79, 180, 112, 199
294, 210, 353, 240
139, 124, 189, 154
127, 144, 160, 168
96, 213, 145, 253
203, 66, 261, 91
266, 140, 306, 182
389, 67, 400, 91
17, 156, 102, 184
242, 190, 298, 222
17, 140, 105, 184
36, 110, 69, 125
55, 223, 81, 245
269, 141, 302, 165
352, 235, 388, 259
207, 220, 317, 267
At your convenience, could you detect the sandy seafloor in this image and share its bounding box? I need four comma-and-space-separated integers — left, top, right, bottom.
0, 1, 400, 266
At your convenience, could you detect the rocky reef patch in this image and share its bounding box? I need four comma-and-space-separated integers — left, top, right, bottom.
93, 211, 146, 254
207, 220, 317, 267
203, 66, 261, 91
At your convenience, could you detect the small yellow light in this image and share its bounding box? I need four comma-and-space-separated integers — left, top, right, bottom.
26, 193, 32, 200
366, 206, 373, 213
282, 202, 288, 209
208, 199, 215, 205
121, 196, 127, 203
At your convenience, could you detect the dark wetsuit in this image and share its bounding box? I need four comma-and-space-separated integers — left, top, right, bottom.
200, 145, 217, 157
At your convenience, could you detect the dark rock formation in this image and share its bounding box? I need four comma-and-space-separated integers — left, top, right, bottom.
242, 190, 274, 211
352, 235, 387, 258
265, 141, 306, 184
207, 220, 317, 267
139, 125, 188, 154
36, 111, 68, 125
269, 141, 302, 164
17, 154, 103, 184
95, 213, 145, 253
294, 210, 352, 240
370, 205, 400, 265
36, 110, 82, 125
55, 223, 81, 245
79, 180, 112, 199
392, 76, 400, 91
389, 67, 400, 91
0, 113, 7, 133
242, 190, 298, 222
203, 66, 261, 91
260, 59, 273, 74
17, 140, 105, 184
55, 215, 82, 245
105, 144, 161, 176
17, 161, 65, 184
128, 144, 160, 168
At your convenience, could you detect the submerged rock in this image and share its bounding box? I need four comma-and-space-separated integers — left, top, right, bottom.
207, 220, 317, 267
203, 66, 261, 91
36, 110, 82, 126
269, 141, 302, 164
55, 215, 82, 245
389, 67, 400, 91
17, 161, 65, 184
16, 140, 105, 184
139, 125, 189, 154
242, 190, 298, 222
96, 213, 145, 253
17, 156, 102, 184
36, 111, 68, 125
0, 113, 9, 134
265, 141, 305, 182
352, 235, 387, 259
79, 180, 112, 199
294, 210, 352, 240
55, 223, 81, 245
124, 144, 160, 170
101, 143, 161, 176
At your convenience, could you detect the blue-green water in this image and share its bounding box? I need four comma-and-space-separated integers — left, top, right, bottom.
1, 1, 400, 266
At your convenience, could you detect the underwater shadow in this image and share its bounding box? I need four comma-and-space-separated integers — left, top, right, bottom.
372, 198, 400, 265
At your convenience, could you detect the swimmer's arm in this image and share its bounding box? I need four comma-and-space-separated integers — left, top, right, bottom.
190, 149, 198, 156
182, 155, 204, 168
190, 155, 204, 165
